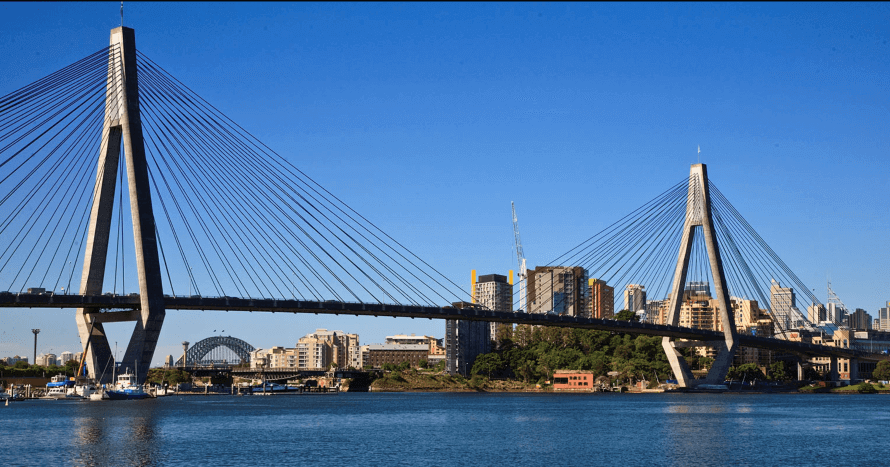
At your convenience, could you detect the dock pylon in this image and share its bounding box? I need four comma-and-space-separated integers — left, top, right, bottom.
661, 164, 738, 387
75, 27, 165, 384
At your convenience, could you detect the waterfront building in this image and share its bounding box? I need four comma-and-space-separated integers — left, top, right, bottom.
553, 370, 597, 391
624, 284, 646, 314
528, 266, 588, 317
446, 300, 490, 376
473, 273, 513, 338
386, 334, 445, 364
770, 279, 795, 331
298, 329, 360, 370
588, 278, 614, 319
249, 329, 360, 370
847, 308, 872, 330
164, 355, 174, 368
249, 347, 295, 369
362, 344, 430, 369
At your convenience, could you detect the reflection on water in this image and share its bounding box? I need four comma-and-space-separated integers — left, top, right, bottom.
2, 393, 889, 466
71, 402, 160, 466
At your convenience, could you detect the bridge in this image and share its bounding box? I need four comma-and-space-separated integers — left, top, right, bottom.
0, 26, 885, 387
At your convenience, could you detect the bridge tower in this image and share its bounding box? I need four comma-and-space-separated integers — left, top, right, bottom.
661, 164, 738, 387
75, 27, 165, 384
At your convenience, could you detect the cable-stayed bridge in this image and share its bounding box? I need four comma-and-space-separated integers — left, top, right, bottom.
1, 27, 886, 387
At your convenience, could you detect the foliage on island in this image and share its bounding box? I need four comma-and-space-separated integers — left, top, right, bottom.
470, 310, 797, 385
0, 358, 80, 378
469, 310, 674, 385
145, 368, 192, 386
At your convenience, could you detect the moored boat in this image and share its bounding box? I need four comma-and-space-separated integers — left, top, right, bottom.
105, 370, 150, 400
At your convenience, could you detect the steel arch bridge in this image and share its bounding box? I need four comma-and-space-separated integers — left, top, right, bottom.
176, 336, 255, 366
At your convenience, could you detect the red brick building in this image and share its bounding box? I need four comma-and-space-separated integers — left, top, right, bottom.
553, 370, 595, 391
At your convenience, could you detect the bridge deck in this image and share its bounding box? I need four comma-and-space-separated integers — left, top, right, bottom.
1, 292, 882, 361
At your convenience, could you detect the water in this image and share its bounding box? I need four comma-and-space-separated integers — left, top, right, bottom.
2, 392, 888, 466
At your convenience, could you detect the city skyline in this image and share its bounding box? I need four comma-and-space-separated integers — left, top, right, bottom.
0, 3, 887, 365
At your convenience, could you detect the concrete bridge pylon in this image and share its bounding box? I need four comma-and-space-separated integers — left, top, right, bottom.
75, 27, 165, 384
661, 163, 738, 388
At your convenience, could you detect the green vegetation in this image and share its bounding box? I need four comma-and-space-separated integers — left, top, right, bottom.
872, 361, 890, 381
830, 382, 880, 394
145, 368, 191, 386
726, 363, 766, 382
468, 315, 674, 384
0, 359, 80, 378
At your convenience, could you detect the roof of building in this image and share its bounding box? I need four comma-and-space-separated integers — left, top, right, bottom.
366, 344, 429, 351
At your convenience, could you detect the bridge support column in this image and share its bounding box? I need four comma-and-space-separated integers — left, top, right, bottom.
661, 164, 738, 388
76, 27, 165, 384
849, 358, 859, 382
828, 357, 839, 382
797, 362, 804, 381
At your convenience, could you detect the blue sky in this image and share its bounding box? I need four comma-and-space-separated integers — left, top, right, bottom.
0, 2, 887, 365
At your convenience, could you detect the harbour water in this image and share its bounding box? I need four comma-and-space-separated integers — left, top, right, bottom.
2, 392, 888, 466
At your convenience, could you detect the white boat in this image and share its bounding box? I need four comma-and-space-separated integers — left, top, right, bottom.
105, 371, 150, 400
42, 386, 82, 400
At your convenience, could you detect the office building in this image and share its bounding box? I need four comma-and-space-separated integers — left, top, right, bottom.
588, 278, 614, 319
848, 308, 872, 330
474, 273, 513, 339
624, 284, 647, 314
807, 303, 826, 324
362, 344, 430, 369
878, 303, 890, 332
770, 279, 795, 331
528, 266, 587, 317
826, 302, 847, 325
445, 293, 490, 376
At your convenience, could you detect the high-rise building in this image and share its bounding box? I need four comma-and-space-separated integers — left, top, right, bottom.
446, 280, 490, 378
646, 299, 668, 324
588, 278, 614, 319
770, 279, 795, 331
249, 329, 360, 370
527, 266, 588, 317
826, 302, 847, 325
847, 308, 872, 330
298, 329, 359, 370
807, 303, 826, 324
624, 284, 646, 314
878, 302, 890, 332
474, 273, 513, 338
59, 351, 74, 365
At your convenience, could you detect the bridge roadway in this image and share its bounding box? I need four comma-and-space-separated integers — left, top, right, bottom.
2, 292, 885, 362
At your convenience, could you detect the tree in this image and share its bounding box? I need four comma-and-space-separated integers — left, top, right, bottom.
769, 361, 790, 381
14, 360, 29, 369
418, 359, 429, 369
471, 353, 504, 377
614, 309, 639, 322
873, 361, 890, 381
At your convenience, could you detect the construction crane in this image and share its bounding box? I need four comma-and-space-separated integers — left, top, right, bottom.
511, 201, 527, 313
